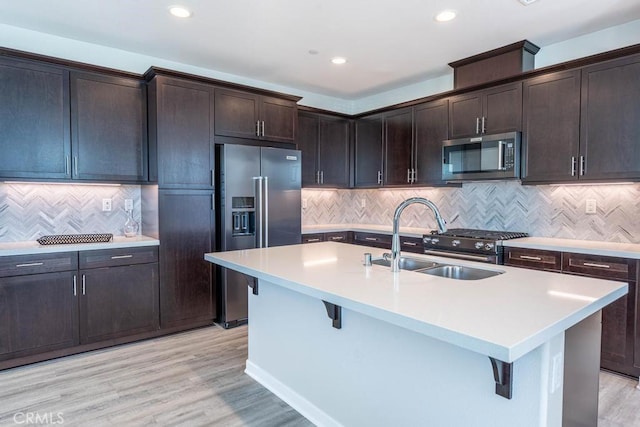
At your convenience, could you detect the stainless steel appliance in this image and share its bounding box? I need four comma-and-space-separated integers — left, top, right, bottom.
423, 228, 528, 264
216, 144, 301, 328
442, 131, 521, 181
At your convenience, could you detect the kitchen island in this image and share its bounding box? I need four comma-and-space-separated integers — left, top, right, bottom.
205, 242, 627, 427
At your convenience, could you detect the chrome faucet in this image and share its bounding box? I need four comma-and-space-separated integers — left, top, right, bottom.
391, 197, 447, 273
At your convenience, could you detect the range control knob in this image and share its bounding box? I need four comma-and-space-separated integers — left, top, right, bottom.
423, 237, 431, 244
431, 238, 440, 245
452, 239, 461, 247
484, 243, 495, 251
474, 241, 484, 249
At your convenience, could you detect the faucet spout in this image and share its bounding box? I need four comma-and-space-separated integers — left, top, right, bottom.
391, 197, 447, 273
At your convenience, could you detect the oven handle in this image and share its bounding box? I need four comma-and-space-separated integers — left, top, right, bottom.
423, 249, 496, 263
498, 141, 505, 171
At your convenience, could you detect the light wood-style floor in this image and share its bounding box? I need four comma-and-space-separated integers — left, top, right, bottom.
1, 325, 639, 426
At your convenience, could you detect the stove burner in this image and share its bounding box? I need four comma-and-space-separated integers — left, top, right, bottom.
431, 228, 529, 240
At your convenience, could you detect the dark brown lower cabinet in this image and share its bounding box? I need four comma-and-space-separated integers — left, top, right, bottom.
158, 189, 215, 330
79, 248, 159, 344
0, 271, 79, 361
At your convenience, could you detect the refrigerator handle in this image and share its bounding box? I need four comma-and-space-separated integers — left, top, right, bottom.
264, 176, 269, 248
253, 176, 264, 248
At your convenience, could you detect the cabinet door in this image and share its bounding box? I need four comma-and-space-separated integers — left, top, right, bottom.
0, 57, 70, 180
319, 116, 350, 187
152, 77, 214, 189
71, 72, 147, 182
297, 112, 319, 187
601, 281, 635, 374
580, 54, 640, 181
384, 108, 413, 185
522, 70, 581, 183
158, 190, 214, 329
0, 271, 78, 360
503, 247, 562, 272
214, 89, 260, 140
354, 115, 384, 187
414, 100, 448, 185
482, 82, 522, 135
79, 263, 158, 343
261, 96, 297, 142
448, 92, 483, 138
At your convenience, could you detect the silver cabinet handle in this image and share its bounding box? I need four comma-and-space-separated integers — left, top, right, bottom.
320, 171, 324, 184
481, 116, 486, 134
330, 236, 344, 241
571, 156, 577, 176
65, 156, 70, 176
82, 274, 86, 295
519, 255, 542, 261
377, 170, 383, 185
74, 156, 79, 176
402, 241, 417, 246
407, 169, 411, 183
316, 171, 320, 184
475, 117, 480, 134
261, 120, 265, 137
580, 156, 586, 176
307, 238, 321, 242
583, 262, 610, 269
412, 169, 417, 183
73, 275, 77, 296
365, 237, 378, 241
111, 255, 133, 259
256, 120, 261, 136
16, 262, 44, 268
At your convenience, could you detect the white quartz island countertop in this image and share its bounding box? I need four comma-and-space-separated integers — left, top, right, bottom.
206, 242, 627, 363
0, 235, 159, 257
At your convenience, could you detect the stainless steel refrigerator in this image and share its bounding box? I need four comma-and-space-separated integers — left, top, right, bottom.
215, 144, 302, 328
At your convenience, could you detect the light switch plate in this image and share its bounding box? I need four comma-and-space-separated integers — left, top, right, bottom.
585, 199, 597, 214
124, 199, 134, 211
102, 198, 112, 212
302, 199, 308, 209
360, 199, 366, 209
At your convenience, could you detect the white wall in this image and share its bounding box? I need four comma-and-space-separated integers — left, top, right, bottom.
2, 19, 640, 115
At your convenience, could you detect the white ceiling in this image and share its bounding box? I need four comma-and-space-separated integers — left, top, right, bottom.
2, 0, 640, 100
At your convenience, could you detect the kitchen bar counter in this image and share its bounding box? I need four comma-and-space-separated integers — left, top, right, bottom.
504, 236, 640, 259
205, 242, 626, 426
0, 235, 159, 256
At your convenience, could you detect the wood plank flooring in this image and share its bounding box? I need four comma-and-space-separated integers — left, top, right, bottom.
0, 325, 639, 426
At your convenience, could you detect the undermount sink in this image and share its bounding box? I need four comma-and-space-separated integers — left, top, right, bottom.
418, 264, 504, 281
370, 254, 503, 280
371, 256, 442, 271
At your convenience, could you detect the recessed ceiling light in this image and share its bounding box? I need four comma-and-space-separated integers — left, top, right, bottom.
435, 10, 457, 22
518, 0, 538, 5
331, 57, 347, 65
169, 6, 192, 18
308, 49, 319, 55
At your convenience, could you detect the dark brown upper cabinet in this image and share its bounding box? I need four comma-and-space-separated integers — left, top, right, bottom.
521, 70, 582, 183
70, 71, 147, 182
578, 54, 640, 182
0, 57, 70, 180
148, 76, 215, 189
214, 88, 297, 143
413, 99, 449, 185
354, 114, 384, 188
297, 111, 350, 188
448, 82, 522, 139
384, 107, 414, 186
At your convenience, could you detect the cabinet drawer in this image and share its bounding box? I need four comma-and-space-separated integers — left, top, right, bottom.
324, 231, 351, 243
400, 236, 423, 253
563, 253, 636, 282
353, 232, 392, 249
504, 248, 562, 272
79, 246, 159, 269
302, 233, 325, 244
0, 252, 78, 278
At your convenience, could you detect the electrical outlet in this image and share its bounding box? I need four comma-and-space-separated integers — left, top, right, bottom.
102, 198, 112, 212
360, 199, 366, 209
585, 199, 597, 214
124, 199, 134, 211
302, 199, 308, 209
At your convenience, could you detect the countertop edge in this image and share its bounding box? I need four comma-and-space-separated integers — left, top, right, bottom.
0, 236, 160, 256
503, 237, 640, 259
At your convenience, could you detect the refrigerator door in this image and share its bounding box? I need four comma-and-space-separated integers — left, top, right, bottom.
260, 147, 302, 247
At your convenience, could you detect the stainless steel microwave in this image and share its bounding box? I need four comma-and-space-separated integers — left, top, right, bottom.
442, 132, 521, 181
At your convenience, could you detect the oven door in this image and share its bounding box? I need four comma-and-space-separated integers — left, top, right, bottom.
442, 132, 520, 181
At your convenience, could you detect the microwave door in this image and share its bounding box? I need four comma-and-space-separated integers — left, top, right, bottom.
480, 141, 501, 172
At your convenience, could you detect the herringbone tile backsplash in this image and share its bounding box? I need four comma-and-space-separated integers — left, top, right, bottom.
0, 183, 141, 242
302, 182, 640, 243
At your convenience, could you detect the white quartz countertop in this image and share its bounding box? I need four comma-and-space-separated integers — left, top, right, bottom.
205, 242, 627, 363
302, 223, 433, 238
0, 235, 159, 256
503, 237, 640, 259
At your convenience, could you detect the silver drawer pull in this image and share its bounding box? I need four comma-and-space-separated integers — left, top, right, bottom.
16, 262, 44, 268
365, 237, 378, 241
402, 241, 417, 246
111, 255, 133, 259
330, 237, 344, 240
519, 255, 542, 261
307, 238, 321, 242
582, 262, 610, 269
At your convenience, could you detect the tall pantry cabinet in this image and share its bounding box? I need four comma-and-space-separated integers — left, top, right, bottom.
144, 70, 215, 332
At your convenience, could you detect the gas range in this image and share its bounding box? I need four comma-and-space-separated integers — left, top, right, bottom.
422, 228, 529, 264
